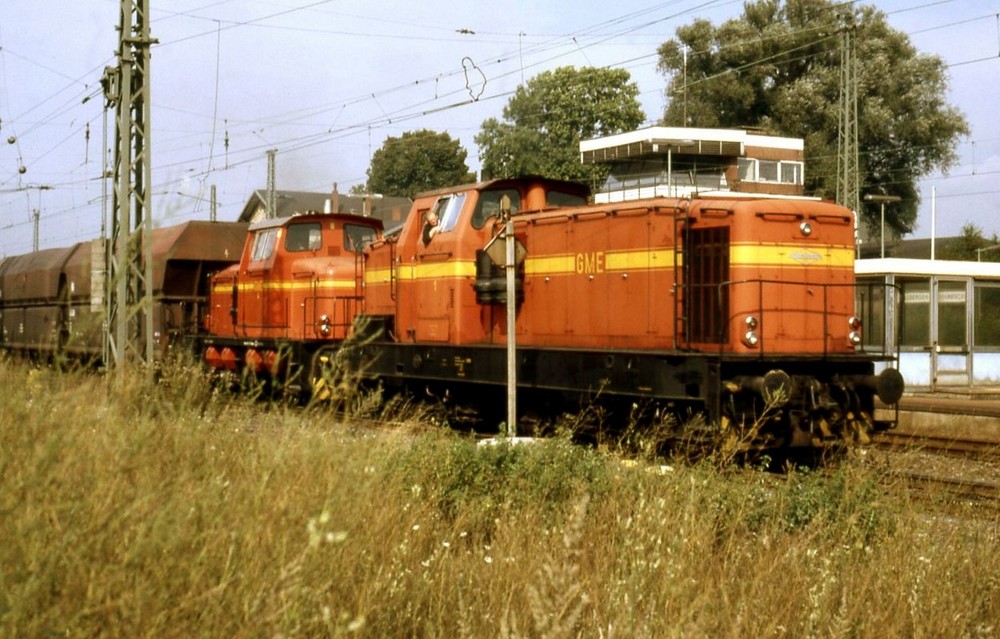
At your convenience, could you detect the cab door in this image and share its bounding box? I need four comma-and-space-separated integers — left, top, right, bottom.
413, 193, 467, 342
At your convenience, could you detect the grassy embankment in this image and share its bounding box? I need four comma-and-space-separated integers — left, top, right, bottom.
1, 357, 997, 638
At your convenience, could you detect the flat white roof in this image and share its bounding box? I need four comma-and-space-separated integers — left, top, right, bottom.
855, 258, 1000, 278
580, 125, 803, 154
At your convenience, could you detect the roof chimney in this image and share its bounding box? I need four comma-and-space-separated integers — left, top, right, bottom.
331, 182, 340, 213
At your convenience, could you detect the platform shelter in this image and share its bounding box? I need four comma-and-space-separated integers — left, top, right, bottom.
855, 258, 1000, 390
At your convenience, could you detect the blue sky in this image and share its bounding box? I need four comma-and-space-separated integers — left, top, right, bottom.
0, 0, 997, 254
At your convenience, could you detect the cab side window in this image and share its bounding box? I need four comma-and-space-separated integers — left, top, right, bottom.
433, 193, 467, 234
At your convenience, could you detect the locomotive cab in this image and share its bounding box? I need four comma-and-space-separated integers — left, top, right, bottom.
363, 177, 589, 345
203, 212, 382, 378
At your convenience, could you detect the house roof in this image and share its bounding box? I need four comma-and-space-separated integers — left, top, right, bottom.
237, 189, 411, 226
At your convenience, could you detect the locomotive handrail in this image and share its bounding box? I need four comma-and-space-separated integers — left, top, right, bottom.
754, 211, 803, 221
609, 207, 653, 218
712, 278, 903, 367
651, 205, 687, 216
571, 210, 610, 221
417, 251, 452, 261
808, 213, 852, 224
528, 215, 573, 226
302, 293, 363, 338
699, 207, 733, 218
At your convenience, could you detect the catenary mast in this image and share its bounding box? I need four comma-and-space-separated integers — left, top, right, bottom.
102, 0, 156, 370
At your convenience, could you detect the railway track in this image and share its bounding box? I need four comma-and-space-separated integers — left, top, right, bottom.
872, 429, 1000, 461
889, 469, 1000, 515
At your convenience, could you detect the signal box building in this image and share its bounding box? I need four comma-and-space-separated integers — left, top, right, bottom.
580, 126, 806, 203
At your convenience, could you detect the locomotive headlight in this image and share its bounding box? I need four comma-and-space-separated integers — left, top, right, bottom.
847, 315, 861, 346
742, 315, 760, 347
318, 314, 332, 336
799, 221, 813, 236
847, 316, 862, 345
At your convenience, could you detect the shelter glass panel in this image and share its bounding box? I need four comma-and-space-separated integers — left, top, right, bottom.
899, 279, 929, 347
937, 280, 967, 348
856, 279, 885, 348
974, 283, 1000, 347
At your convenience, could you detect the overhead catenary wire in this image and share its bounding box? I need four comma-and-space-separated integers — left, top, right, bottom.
1, 0, 997, 254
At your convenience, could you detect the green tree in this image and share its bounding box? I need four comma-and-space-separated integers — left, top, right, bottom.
366, 129, 474, 199
475, 66, 646, 187
656, 0, 968, 235
939, 223, 1000, 262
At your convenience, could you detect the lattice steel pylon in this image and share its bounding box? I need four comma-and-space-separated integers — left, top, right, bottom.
102, 0, 157, 371
836, 13, 860, 217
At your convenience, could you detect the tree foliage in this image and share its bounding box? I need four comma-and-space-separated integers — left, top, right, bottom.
475, 66, 646, 188
366, 129, 474, 199
939, 223, 1000, 262
656, 0, 969, 234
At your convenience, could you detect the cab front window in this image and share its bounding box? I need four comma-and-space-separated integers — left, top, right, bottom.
344, 223, 378, 252
472, 189, 520, 229
250, 228, 278, 261
286, 223, 322, 252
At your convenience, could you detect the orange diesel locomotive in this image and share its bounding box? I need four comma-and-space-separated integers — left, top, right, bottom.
355, 176, 902, 446
202, 212, 382, 388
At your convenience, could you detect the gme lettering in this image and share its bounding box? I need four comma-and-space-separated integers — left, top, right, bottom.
575, 251, 605, 274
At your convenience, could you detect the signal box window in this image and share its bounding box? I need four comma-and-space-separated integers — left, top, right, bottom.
286, 223, 322, 252
758, 160, 779, 182
738, 158, 804, 185
344, 223, 377, 253
780, 162, 802, 184
472, 189, 520, 229
250, 228, 278, 262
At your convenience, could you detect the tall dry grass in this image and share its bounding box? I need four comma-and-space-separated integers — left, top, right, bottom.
1, 356, 997, 638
